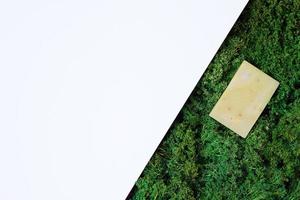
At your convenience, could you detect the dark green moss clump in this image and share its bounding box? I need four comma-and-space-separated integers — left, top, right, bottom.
129, 0, 300, 199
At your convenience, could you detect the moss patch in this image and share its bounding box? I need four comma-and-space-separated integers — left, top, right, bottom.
129, 0, 300, 199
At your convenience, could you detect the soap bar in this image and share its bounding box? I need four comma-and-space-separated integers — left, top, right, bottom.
209, 61, 279, 138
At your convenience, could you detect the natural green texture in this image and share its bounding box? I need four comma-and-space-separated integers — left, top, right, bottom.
129, 0, 300, 199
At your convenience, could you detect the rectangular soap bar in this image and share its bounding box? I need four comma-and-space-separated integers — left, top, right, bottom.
209, 61, 279, 138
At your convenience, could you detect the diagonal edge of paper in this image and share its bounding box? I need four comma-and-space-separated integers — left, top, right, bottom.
0, 1, 249, 200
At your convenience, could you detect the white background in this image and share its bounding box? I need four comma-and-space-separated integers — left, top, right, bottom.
0, 1, 247, 199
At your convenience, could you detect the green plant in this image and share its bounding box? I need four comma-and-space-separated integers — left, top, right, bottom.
129, 0, 300, 199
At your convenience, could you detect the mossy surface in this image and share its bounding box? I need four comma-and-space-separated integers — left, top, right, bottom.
129, 0, 300, 199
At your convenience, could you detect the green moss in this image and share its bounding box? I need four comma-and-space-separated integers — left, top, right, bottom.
129, 0, 300, 199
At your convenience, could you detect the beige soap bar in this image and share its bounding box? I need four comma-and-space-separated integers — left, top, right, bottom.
209, 61, 279, 138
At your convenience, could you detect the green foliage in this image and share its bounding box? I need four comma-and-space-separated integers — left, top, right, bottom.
129, 0, 300, 199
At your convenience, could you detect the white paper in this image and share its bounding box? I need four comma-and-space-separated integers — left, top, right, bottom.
0, 1, 247, 199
